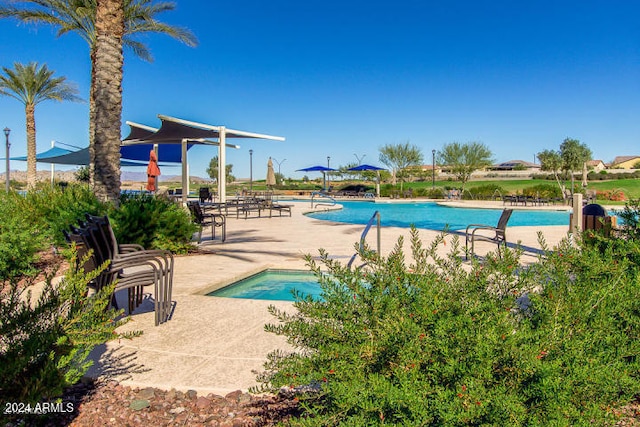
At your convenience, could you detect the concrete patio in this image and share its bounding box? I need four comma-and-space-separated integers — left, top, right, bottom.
87, 199, 572, 395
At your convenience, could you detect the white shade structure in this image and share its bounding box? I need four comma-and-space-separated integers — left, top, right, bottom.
122, 115, 285, 203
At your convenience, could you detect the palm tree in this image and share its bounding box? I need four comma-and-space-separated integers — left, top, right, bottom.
0, 0, 198, 202
0, 62, 82, 188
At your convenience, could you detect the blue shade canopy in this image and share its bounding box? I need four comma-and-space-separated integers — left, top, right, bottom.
9, 146, 157, 166
296, 165, 337, 172
347, 164, 386, 171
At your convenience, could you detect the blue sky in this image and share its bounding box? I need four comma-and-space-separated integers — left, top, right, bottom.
0, 0, 638, 181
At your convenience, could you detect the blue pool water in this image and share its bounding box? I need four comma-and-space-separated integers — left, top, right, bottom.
306, 201, 570, 230
208, 269, 322, 301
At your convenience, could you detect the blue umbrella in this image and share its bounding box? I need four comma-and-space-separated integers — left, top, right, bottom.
296, 165, 337, 191
347, 164, 386, 172
347, 164, 386, 197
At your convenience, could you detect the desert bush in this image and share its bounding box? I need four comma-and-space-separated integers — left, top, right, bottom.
257, 229, 640, 425
466, 183, 504, 199
0, 249, 135, 404
109, 193, 197, 254
521, 183, 562, 199
0, 192, 46, 280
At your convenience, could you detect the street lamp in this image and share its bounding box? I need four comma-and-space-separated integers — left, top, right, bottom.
249, 149, 253, 193
4, 128, 10, 193
354, 153, 366, 165
273, 157, 286, 175
431, 149, 436, 190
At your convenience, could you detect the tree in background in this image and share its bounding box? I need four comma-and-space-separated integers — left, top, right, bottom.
438, 141, 493, 192
0, 0, 198, 203
207, 155, 235, 184
378, 142, 423, 190
560, 137, 592, 197
0, 62, 82, 189
538, 138, 592, 200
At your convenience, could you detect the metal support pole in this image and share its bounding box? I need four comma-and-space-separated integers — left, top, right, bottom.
249, 149, 253, 193
4, 128, 10, 193
431, 149, 436, 190
327, 156, 330, 191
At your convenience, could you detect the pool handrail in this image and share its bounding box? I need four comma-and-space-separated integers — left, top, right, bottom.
311, 191, 337, 208
348, 210, 381, 270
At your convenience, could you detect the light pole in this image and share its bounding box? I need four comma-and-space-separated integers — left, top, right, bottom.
249, 149, 253, 193
431, 149, 436, 190
4, 128, 10, 193
354, 153, 366, 165
273, 157, 286, 175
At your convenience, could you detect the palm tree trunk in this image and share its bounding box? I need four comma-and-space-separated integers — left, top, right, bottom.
25, 103, 37, 189
91, 0, 123, 204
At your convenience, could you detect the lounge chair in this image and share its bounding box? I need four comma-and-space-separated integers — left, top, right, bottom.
187, 201, 226, 242
465, 209, 513, 259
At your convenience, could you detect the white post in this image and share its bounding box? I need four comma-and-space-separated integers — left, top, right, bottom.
50, 140, 55, 187
219, 126, 227, 203
571, 193, 583, 236
181, 139, 188, 204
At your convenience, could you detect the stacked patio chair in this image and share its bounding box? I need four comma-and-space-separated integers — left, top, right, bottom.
64, 215, 174, 326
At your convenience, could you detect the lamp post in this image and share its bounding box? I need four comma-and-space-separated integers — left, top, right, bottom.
4, 128, 10, 193
249, 149, 253, 193
354, 153, 366, 165
273, 157, 286, 175
431, 149, 436, 190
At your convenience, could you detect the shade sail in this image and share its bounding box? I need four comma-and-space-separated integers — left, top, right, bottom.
122, 115, 285, 203
347, 164, 386, 171
296, 165, 337, 172
10, 146, 155, 166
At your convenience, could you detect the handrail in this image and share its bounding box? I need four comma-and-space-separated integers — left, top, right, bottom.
310, 191, 337, 208
348, 210, 381, 269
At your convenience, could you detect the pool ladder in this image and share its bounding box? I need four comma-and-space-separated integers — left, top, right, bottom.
347, 211, 381, 270
310, 191, 337, 208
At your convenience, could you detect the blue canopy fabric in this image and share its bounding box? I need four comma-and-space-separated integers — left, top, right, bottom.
296, 165, 337, 172
9, 145, 178, 166
347, 164, 386, 171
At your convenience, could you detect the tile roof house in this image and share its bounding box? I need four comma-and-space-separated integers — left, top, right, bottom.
586, 160, 606, 172
490, 160, 540, 170
610, 156, 640, 169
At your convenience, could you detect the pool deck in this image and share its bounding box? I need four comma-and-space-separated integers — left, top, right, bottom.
87, 199, 575, 395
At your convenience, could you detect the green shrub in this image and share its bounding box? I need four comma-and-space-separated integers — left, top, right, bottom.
0, 249, 134, 404
109, 193, 198, 254
0, 192, 46, 280
23, 184, 108, 246
522, 183, 562, 198
467, 184, 504, 200
257, 229, 640, 425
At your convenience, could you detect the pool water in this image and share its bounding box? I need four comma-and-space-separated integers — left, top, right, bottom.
307, 201, 570, 230
208, 269, 322, 301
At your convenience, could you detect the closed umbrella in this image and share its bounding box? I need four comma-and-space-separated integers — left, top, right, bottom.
146, 150, 161, 192
266, 157, 276, 187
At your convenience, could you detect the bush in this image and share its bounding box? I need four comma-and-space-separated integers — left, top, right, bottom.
0, 250, 134, 405
521, 183, 562, 199
257, 229, 640, 425
109, 193, 198, 254
0, 192, 46, 280
466, 184, 505, 200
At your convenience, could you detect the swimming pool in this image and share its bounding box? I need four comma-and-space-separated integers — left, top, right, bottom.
306, 201, 570, 230
207, 269, 322, 301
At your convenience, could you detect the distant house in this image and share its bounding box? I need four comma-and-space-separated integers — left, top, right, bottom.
610, 156, 640, 169
586, 159, 606, 172
490, 160, 540, 171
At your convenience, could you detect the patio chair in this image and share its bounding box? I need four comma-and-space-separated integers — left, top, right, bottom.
465, 209, 513, 259
83, 215, 174, 325
187, 201, 226, 242
199, 187, 213, 203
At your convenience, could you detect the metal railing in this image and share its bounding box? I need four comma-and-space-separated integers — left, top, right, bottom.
347, 210, 381, 270
310, 191, 337, 208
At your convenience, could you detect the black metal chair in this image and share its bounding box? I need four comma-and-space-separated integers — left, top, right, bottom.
465, 209, 513, 259
187, 201, 226, 242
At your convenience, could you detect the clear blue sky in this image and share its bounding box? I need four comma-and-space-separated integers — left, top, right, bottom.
0, 0, 638, 181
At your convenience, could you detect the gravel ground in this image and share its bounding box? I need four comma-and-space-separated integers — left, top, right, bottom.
5, 380, 300, 427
